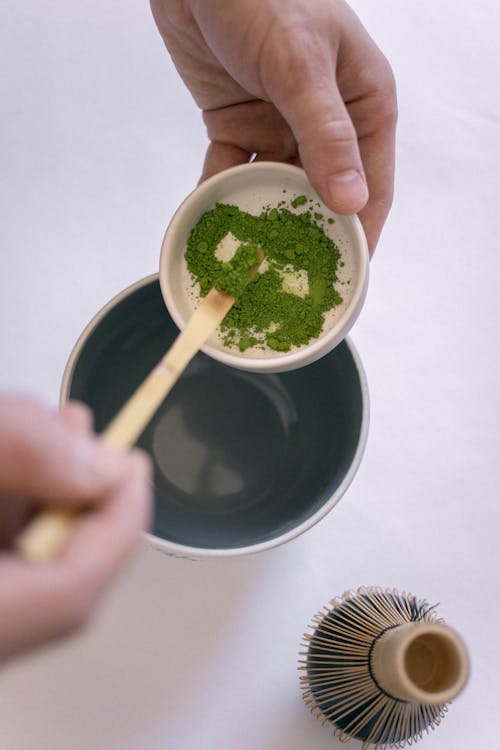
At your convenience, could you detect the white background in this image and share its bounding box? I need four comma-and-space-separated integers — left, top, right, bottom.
0, 1, 499, 748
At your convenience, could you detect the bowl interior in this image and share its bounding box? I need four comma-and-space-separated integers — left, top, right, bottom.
159, 162, 368, 372
65, 277, 366, 551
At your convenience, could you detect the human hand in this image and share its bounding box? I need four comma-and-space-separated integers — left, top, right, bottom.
0, 396, 151, 665
150, 0, 397, 253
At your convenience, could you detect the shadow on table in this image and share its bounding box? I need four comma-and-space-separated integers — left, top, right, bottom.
268, 694, 362, 750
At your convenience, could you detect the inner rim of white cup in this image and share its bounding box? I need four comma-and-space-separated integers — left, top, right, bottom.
159, 162, 369, 373
59, 274, 369, 559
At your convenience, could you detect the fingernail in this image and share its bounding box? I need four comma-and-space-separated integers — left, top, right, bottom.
328, 170, 369, 211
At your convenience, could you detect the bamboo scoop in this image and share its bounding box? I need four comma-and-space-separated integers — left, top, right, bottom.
17, 247, 264, 564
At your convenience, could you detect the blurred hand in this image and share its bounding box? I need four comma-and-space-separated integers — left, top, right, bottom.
0, 396, 151, 664
150, 0, 397, 253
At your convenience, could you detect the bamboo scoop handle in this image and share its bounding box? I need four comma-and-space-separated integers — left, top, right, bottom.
16, 287, 237, 564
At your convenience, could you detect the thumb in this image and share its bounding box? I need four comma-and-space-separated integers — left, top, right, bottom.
270, 66, 368, 214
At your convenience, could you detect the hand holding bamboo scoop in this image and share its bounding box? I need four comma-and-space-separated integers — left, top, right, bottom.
17, 244, 264, 563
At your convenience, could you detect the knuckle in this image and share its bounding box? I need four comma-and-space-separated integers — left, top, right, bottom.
9, 423, 45, 469
372, 190, 394, 218
202, 108, 218, 137
316, 117, 357, 147
279, 125, 298, 159
372, 63, 398, 128
378, 93, 398, 131
64, 400, 93, 423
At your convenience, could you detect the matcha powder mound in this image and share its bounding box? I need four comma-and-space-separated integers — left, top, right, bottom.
185, 202, 344, 353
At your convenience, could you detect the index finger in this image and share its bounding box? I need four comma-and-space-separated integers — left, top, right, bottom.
347, 86, 397, 253
0, 451, 151, 663
0, 396, 128, 504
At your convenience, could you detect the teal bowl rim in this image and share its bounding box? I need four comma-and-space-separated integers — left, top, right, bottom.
60, 273, 370, 559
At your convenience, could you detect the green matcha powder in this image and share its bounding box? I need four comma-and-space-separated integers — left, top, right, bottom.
185, 200, 343, 353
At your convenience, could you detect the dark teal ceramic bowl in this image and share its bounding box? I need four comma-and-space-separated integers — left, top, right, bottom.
61, 275, 369, 559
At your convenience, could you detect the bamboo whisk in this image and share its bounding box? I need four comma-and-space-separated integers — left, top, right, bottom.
299, 586, 469, 749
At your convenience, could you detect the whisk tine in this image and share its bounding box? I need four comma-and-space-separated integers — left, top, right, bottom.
299, 586, 469, 749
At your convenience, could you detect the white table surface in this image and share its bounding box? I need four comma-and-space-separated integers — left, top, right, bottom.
0, 1, 499, 748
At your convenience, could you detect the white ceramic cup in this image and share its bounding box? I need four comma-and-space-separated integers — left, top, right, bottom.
159, 162, 369, 373
60, 275, 369, 560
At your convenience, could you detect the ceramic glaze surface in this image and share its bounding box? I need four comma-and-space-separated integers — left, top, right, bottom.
65, 278, 365, 550
159, 162, 369, 373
